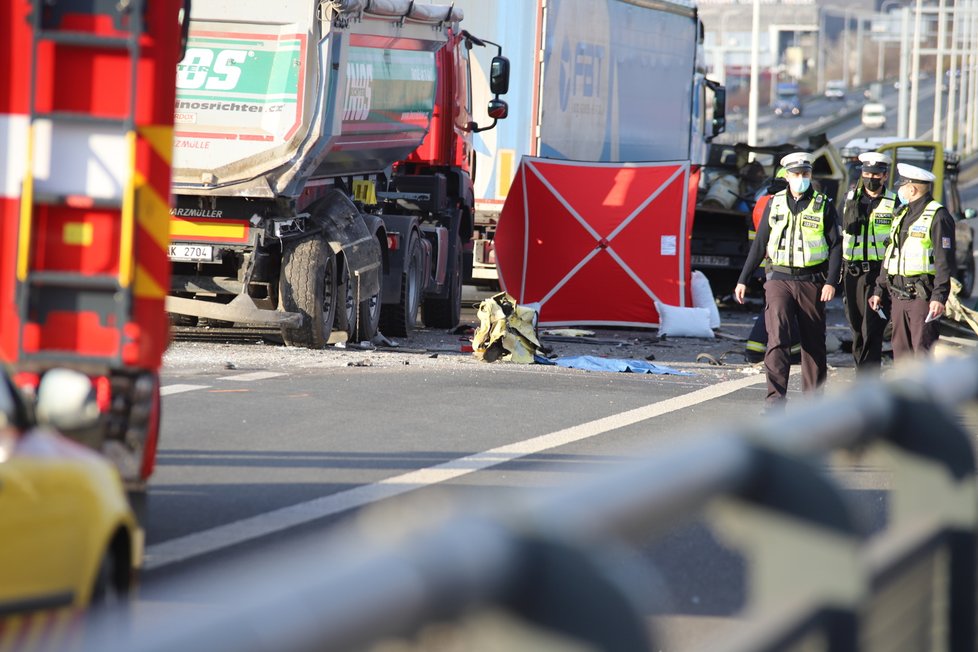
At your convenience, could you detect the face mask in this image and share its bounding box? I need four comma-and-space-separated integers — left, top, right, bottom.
863, 177, 883, 193
897, 187, 911, 205
788, 177, 810, 194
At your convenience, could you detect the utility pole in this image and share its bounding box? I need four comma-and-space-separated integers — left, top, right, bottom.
898, 6, 910, 138
908, 0, 922, 139
748, 0, 760, 146
933, 0, 946, 141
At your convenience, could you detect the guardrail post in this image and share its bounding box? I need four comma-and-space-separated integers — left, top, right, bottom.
709, 445, 866, 652
875, 392, 978, 651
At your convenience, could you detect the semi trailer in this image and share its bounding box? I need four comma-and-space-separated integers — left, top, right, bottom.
167, 0, 509, 344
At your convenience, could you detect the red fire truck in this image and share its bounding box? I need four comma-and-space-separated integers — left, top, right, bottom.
1, 0, 186, 496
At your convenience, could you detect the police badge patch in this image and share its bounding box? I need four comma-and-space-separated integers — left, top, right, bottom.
943, 237, 952, 249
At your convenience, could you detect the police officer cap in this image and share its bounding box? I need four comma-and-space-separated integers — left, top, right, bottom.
858, 151, 891, 173
780, 152, 813, 172
897, 162, 936, 184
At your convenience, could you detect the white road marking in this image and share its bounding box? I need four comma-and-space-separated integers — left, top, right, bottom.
145, 373, 765, 570
217, 371, 285, 382
160, 384, 211, 396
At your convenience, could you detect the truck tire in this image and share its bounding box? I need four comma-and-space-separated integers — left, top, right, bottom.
380, 233, 423, 337
280, 236, 339, 348
423, 234, 462, 329
357, 265, 383, 342
335, 264, 357, 342
336, 262, 383, 344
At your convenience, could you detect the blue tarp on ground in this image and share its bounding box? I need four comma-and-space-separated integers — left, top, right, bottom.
537, 355, 692, 376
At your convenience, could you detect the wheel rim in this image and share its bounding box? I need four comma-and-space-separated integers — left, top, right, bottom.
344, 269, 357, 329
407, 245, 424, 322
320, 254, 338, 336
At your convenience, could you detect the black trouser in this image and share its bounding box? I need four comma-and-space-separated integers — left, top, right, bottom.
889, 294, 940, 360
764, 278, 826, 404
843, 261, 888, 372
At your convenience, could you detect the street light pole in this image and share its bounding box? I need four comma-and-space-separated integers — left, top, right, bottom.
908, 0, 923, 140
945, 0, 960, 150
748, 0, 760, 146
842, 9, 850, 87
898, 6, 910, 138
855, 16, 864, 87
964, 0, 978, 154
817, 10, 825, 94
933, 0, 946, 141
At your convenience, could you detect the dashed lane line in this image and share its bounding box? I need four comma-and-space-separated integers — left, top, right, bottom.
160, 384, 211, 396
216, 371, 286, 382
144, 373, 766, 570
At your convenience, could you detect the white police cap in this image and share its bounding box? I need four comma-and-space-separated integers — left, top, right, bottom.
779, 152, 813, 172
858, 151, 891, 173
897, 162, 936, 184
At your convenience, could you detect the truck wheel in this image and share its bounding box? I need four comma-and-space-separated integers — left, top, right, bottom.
380, 234, 423, 337
335, 264, 357, 342
357, 265, 383, 342
423, 235, 463, 329
280, 236, 338, 348
336, 263, 383, 344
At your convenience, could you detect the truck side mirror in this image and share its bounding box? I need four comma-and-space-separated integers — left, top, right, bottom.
490, 56, 510, 96
487, 99, 509, 120
707, 81, 726, 139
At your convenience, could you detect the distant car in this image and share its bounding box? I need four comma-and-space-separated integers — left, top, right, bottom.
0, 368, 141, 637
825, 80, 846, 100
773, 81, 803, 118
861, 103, 887, 129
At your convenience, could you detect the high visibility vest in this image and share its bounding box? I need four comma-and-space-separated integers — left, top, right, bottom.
883, 200, 941, 277
842, 192, 896, 262
766, 191, 830, 268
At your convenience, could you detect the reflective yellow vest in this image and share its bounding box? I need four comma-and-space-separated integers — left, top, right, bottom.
842, 191, 896, 262
766, 191, 830, 268
883, 200, 941, 277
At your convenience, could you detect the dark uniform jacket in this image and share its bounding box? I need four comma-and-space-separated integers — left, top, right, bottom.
872, 193, 955, 304
737, 187, 843, 286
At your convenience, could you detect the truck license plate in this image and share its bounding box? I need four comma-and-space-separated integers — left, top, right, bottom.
691, 255, 731, 268
168, 244, 214, 262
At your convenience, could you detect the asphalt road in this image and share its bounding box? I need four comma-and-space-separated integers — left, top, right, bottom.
132, 85, 978, 650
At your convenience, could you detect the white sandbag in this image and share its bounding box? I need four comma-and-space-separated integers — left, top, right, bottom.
654, 301, 715, 339
690, 270, 721, 329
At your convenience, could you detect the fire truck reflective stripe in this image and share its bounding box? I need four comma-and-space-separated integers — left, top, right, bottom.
16, 124, 36, 282
136, 172, 173, 252
62, 222, 94, 246
139, 125, 174, 166
134, 266, 166, 298
170, 218, 249, 242
117, 131, 138, 289
31, 121, 128, 199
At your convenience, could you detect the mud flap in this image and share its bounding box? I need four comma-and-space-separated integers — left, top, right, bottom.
313, 190, 381, 298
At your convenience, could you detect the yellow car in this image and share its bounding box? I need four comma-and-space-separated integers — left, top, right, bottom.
0, 368, 142, 649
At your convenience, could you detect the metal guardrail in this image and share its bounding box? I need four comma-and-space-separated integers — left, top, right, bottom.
80, 355, 978, 652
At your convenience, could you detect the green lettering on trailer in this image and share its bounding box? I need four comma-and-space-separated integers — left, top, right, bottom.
176, 38, 301, 102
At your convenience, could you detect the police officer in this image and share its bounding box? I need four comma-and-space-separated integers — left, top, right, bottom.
734, 152, 842, 408
841, 151, 896, 372
868, 163, 955, 360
